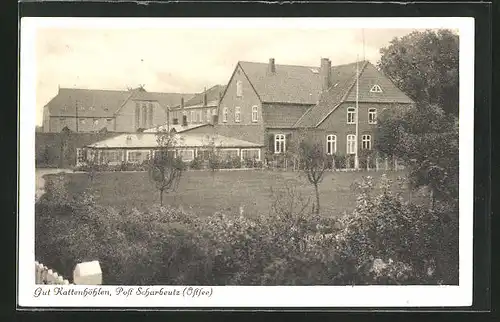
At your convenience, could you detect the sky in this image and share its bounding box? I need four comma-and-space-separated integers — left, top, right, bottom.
34, 26, 421, 126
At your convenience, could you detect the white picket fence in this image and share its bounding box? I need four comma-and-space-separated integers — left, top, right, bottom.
35, 260, 102, 285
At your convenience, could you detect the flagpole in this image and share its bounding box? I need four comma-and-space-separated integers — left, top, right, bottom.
354, 54, 359, 170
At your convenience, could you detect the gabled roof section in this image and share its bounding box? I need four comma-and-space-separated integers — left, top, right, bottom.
183, 85, 226, 108
343, 62, 415, 104
238, 61, 324, 105
45, 87, 195, 118
46, 88, 130, 117
294, 61, 414, 128
294, 61, 367, 128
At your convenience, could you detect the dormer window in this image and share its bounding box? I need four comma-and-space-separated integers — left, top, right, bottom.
310, 68, 319, 74
370, 85, 383, 93
89, 106, 95, 111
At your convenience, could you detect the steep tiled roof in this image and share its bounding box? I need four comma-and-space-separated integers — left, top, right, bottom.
294, 61, 367, 128
46, 88, 131, 117
45, 88, 195, 117
239, 61, 323, 104
87, 132, 261, 149
262, 104, 310, 128
294, 61, 414, 128
183, 85, 226, 108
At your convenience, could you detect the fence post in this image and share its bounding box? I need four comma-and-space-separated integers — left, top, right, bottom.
332, 156, 336, 171
73, 260, 102, 285
394, 156, 398, 171
375, 156, 380, 172
367, 156, 370, 171
385, 157, 389, 171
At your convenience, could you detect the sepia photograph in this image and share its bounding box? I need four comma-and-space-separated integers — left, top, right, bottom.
19, 17, 474, 307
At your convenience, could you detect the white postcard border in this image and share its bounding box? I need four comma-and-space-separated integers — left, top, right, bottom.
19, 17, 474, 308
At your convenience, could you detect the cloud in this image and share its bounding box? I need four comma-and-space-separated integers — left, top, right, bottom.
34, 26, 421, 125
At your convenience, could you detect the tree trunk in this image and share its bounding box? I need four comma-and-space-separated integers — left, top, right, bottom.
314, 183, 320, 215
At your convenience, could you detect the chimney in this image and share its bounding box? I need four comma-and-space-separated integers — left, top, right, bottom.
320, 58, 332, 91
182, 115, 188, 126
203, 87, 207, 106
180, 97, 184, 109
268, 58, 276, 74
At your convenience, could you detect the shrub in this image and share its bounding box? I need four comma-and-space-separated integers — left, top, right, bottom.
189, 156, 204, 170
36, 174, 457, 285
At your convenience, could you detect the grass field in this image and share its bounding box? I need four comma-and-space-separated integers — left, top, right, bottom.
48, 169, 421, 218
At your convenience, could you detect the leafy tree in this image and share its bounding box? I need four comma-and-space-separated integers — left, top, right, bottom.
148, 131, 185, 206
375, 104, 458, 209
378, 29, 459, 115
298, 135, 329, 214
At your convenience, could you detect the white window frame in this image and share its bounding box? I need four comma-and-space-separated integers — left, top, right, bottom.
275, 134, 286, 154
177, 149, 195, 162
370, 84, 383, 93
219, 148, 240, 160
223, 107, 228, 123
198, 110, 203, 123
347, 134, 357, 155
206, 109, 211, 122
236, 80, 243, 97
93, 118, 99, 126
347, 107, 356, 124
76, 148, 86, 165
240, 148, 261, 162
251, 105, 258, 122
212, 108, 217, 116
235, 106, 241, 123
191, 111, 196, 123
362, 134, 372, 150
368, 108, 377, 124
326, 134, 337, 155
126, 150, 150, 164
102, 150, 122, 164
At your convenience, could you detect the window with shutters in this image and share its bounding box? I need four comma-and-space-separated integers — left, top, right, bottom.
362, 134, 372, 150
326, 134, 337, 155
236, 80, 243, 97
252, 106, 258, 122
347, 107, 356, 124
206, 109, 211, 122
275, 134, 286, 153
223, 107, 228, 122
368, 108, 377, 124
235, 107, 241, 123
347, 134, 356, 154
198, 110, 203, 123
212, 108, 217, 115
191, 111, 196, 123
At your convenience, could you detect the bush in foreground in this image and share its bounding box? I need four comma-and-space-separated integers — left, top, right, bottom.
35, 174, 458, 285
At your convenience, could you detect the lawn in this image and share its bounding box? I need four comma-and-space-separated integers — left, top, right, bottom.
51, 169, 421, 218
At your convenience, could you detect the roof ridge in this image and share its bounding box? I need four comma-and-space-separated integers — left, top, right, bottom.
239, 59, 369, 69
